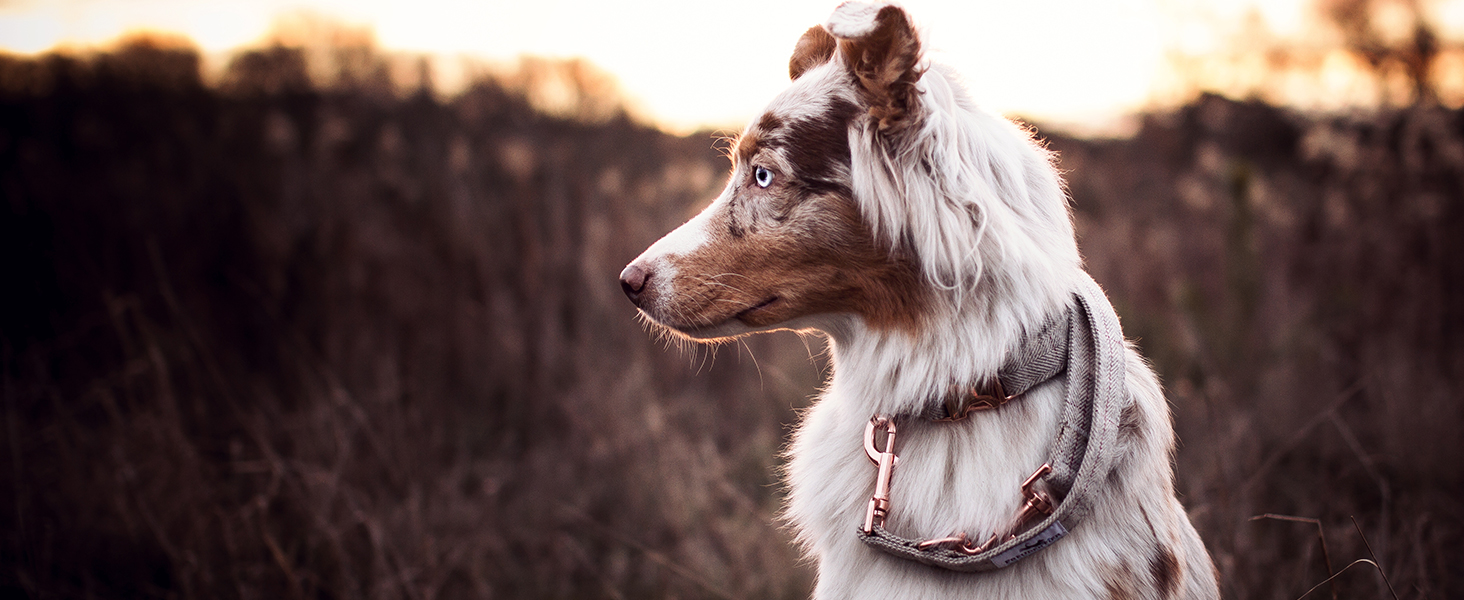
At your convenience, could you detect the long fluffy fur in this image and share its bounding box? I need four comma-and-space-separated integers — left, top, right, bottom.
621, 3, 1219, 598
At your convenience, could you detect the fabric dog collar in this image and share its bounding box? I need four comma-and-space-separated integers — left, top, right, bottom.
856, 273, 1128, 572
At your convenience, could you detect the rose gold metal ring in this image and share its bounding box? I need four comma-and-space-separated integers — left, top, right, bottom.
937, 378, 1015, 422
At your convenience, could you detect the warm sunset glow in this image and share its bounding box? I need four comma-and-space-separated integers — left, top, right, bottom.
1, 0, 1461, 134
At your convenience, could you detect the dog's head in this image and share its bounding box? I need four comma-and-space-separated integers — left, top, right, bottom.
620, 2, 1078, 343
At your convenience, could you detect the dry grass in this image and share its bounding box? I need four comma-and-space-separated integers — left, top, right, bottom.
0, 40, 1459, 599
1051, 94, 1464, 598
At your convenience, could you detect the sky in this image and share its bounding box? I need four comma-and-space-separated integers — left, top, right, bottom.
0, 0, 1457, 134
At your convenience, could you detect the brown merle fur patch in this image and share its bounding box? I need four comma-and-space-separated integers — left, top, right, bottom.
735, 112, 783, 165
1150, 544, 1181, 599
837, 5, 923, 134
790, 25, 837, 80
1101, 559, 1141, 600
659, 101, 928, 335
1118, 400, 1145, 443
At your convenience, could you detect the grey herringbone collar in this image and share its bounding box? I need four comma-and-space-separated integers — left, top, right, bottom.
857, 273, 1128, 572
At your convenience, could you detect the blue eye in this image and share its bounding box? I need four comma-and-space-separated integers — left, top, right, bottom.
754, 165, 774, 188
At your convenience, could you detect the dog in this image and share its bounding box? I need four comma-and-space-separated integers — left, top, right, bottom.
619, 3, 1219, 598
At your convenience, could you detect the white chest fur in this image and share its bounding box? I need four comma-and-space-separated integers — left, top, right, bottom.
785, 371, 1085, 598
782, 337, 1215, 599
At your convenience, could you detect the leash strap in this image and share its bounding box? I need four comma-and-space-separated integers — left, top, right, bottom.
857, 273, 1128, 572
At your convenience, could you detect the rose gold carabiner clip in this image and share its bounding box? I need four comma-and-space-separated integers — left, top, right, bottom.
863, 415, 899, 534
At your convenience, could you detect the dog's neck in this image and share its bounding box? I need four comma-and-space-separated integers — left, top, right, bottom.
820, 264, 1081, 418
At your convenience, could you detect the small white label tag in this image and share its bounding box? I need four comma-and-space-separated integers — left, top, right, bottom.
992, 521, 1068, 568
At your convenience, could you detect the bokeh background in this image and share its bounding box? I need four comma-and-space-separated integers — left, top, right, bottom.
2, 1, 1462, 598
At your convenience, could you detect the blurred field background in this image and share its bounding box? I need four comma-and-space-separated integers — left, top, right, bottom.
3, 1, 1463, 598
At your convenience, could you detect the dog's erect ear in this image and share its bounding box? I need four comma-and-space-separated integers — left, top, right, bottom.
825, 2, 923, 134
789, 26, 837, 80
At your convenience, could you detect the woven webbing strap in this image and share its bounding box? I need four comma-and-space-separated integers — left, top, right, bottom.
857, 273, 1128, 572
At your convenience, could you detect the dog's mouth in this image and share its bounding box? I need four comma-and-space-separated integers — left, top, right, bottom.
735, 297, 779, 322
643, 296, 781, 341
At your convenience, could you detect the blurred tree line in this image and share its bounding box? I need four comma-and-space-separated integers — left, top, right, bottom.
1, 33, 815, 599
1165, 0, 1464, 110
1, 14, 1461, 600
1053, 92, 1463, 599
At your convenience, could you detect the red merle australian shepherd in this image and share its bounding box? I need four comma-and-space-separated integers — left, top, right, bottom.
619, 3, 1219, 598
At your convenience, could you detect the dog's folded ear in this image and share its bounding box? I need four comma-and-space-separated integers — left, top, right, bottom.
826, 2, 923, 134
789, 26, 837, 80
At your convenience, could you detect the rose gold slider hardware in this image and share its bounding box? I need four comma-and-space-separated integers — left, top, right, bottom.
937, 378, 1013, 422
863, 416, 898, 534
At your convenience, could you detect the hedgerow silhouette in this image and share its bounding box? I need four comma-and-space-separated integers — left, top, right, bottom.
1, 35, 1459, 599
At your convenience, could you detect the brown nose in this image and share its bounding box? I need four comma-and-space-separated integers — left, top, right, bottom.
620, 263, 650, 305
